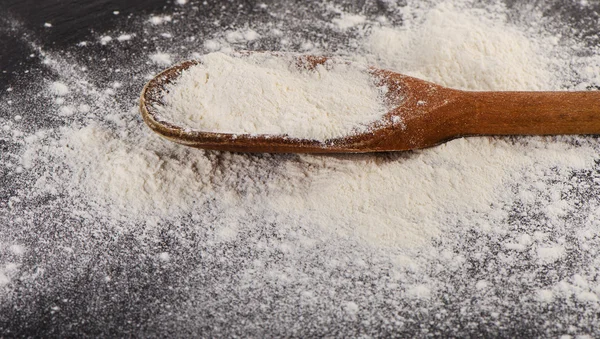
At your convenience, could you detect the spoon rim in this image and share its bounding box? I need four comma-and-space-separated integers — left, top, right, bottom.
139, 58, 349, 150
139, 53, 415, 153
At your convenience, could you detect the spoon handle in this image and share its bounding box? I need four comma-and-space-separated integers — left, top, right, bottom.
463, 91, 600, 135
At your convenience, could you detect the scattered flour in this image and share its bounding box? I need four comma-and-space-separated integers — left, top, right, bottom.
50, 81, 69, 96
332, 14, 367, 30
406, 284, 432, 299
149, 52, 172, 65
537, 289, 555, 303
153, 52, 389, 140
149, 15, 172, 25
537, 245, 566, 263
363, 3, 559, 91
99, 36, 112, 45
117, 34, 132, 41
203, 39, 220, 51
243, 29, 260, 41
343, 301, 359, 315
3, 0, 600, 336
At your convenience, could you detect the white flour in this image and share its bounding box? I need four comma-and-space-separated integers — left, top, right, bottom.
149, 52, 172, 65
3, 0, 600, 336
362, 3, 560, 90
153, 52, 388, 140
332, 14, 367, 30
19, 1, 599, 252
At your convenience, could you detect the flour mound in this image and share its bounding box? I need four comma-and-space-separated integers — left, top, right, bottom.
153, 52, 389, 141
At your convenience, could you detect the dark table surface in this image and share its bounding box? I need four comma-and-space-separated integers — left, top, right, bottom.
2, 0, 600, 337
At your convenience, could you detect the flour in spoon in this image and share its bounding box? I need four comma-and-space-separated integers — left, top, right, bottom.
152, 52, 389, 141
4, 0, 600, 337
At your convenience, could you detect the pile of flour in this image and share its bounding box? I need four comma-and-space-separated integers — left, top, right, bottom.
361, 2, 562, 91
16, 0, 599, 251
153, 52, 388, 140
3, 0, 600, 336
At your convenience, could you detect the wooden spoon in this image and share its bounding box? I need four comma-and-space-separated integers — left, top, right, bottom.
140, 56, 600, 153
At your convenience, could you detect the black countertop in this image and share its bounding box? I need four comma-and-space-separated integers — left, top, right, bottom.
2, 0, 600, 337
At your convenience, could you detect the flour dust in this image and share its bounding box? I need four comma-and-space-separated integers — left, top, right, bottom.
2, 0, 600, 336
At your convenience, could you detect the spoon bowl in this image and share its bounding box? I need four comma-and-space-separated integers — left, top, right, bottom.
140, 55, 600, 153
